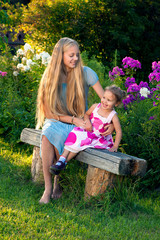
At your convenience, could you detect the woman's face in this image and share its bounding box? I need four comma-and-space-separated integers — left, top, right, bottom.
63, 45, 79, 71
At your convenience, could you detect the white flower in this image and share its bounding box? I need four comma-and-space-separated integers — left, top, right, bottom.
13, 55, 18, 61
24, 43, 33, 53
26, 59, 33, 66
140, 87, 150, 98
33, 54, 41, 60
13, 71, 19, 76
22, 57, 27, 63
17, 63, 24, 69
23, 65, 30, 71
42, 56, 51, 65
17, 49, 24, 56
40, 51, 51, 65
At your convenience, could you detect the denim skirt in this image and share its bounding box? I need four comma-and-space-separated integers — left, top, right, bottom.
40, 118, 75, 156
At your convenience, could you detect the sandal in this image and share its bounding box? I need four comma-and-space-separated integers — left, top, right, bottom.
49, 167, 60, 175
50, 161, 66, 174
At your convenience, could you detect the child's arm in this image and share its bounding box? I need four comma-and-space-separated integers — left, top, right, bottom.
108, 114, 122, 152
84, 103, 98, 132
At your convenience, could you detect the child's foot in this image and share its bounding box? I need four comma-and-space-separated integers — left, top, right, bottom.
50, 156, 67, 174
50, 161, 67, 172
49, 167, 60, 175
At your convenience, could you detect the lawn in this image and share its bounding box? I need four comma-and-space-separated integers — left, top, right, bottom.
0, 138, 160, 240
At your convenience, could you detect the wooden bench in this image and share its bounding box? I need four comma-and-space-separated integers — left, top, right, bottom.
20, 128, 147, 198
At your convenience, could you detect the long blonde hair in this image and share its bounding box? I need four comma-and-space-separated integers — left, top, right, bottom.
36, 37, 85, 129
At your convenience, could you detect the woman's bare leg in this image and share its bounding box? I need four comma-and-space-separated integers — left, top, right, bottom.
39, 135, 55, 204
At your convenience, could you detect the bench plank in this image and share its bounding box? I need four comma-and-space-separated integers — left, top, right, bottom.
20, 128, 147, 177
21, 128, 41, 147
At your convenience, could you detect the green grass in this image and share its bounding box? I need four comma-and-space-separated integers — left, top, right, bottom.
0, 138, 160, 240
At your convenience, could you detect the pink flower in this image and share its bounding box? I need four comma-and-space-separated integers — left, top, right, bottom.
122, 57, 141, 69
0, 71, 7, 76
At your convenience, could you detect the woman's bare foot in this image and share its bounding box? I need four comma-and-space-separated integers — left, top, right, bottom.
39, 191, 51, 204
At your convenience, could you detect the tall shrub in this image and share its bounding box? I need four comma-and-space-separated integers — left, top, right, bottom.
16, 0, 160, 78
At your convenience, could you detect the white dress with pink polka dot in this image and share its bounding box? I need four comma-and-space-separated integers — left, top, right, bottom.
64, 103, 117, 153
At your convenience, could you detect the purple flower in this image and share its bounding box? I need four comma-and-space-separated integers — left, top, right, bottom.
140, 96, 146, 100
125, 77, 136, 88
149, 72, 160, 83
149, 61, 160, 83
153, 101, 157, 107
149, 116, 155, 120
139, 81, 150, 89
109, 66, 125, 80
122, 94, 136, 108
109, 71, 115, 81
122, 57, 141, 70
127, 83, 140, 93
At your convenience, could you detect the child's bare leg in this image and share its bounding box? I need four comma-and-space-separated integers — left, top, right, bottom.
51, 147, 63, 199
66, 152, 78, 162
52, 175, 63, 199
51, 150, 78, 199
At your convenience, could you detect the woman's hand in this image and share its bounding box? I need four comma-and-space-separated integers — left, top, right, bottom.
84, 119, 92, 132
100, 123, 115, 136
73, 117, 86, 128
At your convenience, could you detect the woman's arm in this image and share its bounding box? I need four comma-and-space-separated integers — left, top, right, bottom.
108, 114, 122, 152
92, 81, 104, 98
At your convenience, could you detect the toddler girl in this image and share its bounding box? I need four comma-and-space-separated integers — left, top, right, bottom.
50, 85, 126, 174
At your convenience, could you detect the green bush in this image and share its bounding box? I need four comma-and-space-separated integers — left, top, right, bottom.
0, 45, 45, 142
118, 99, 160, 190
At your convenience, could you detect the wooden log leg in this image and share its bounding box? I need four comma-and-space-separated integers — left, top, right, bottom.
84, 165, 119, 199
31, 146, 44, 184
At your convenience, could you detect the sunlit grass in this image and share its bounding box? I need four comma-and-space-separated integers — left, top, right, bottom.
0, 138, 160, 240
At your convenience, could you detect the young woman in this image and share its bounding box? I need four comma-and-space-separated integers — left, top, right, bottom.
36, 37, 114, 204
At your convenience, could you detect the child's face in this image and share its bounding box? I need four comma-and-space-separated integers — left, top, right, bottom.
101, 90, 117, 111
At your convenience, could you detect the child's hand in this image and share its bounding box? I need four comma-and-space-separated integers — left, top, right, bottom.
84, 119, 93, 132
108, 146, 118, 152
